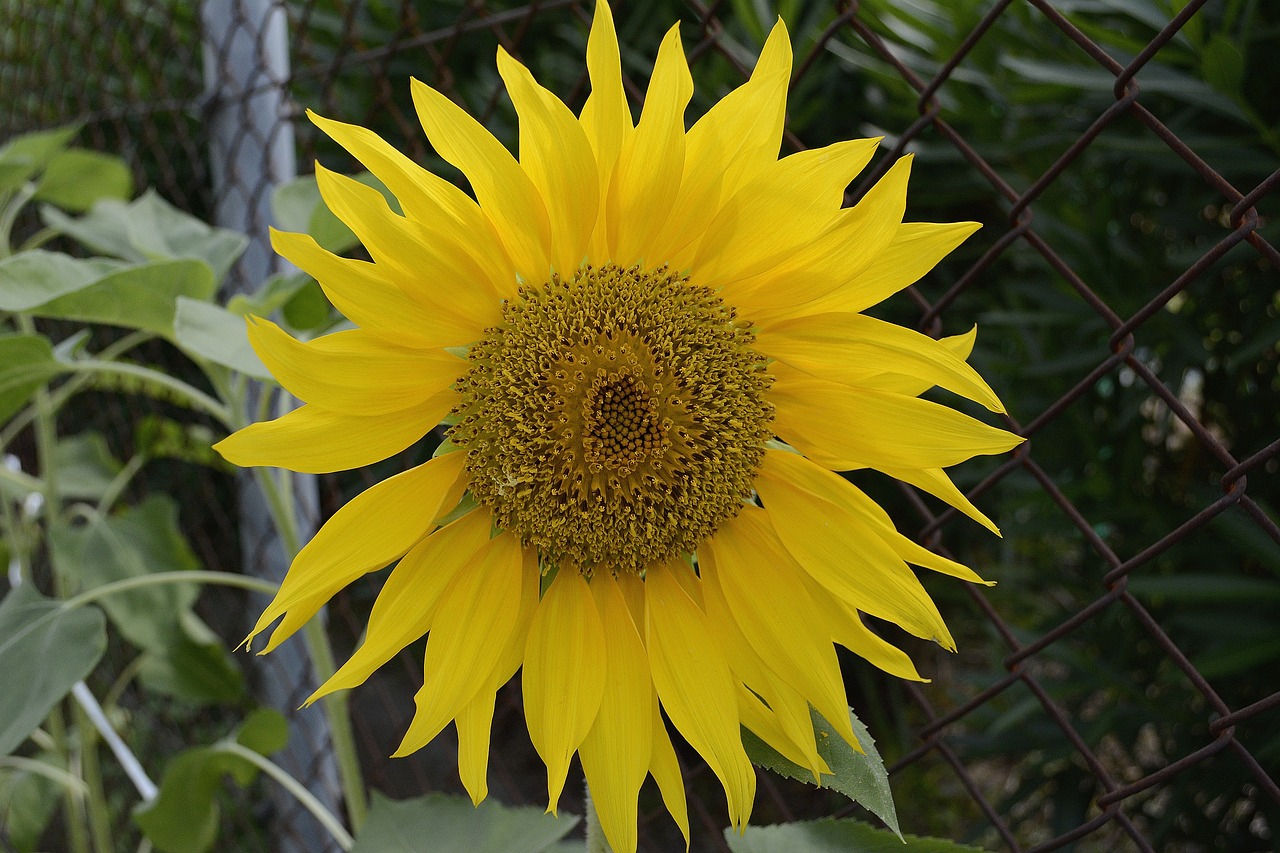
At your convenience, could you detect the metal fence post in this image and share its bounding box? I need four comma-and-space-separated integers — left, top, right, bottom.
198, 2, 341, 852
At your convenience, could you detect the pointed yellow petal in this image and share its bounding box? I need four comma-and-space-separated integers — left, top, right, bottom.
735, 682, 833, 777
313, 165, 505, 327
579, 0, 633, 260
645, 560, 755, 829
245, 317, 464, 416
770, 362, 1023, 472
647, 20, 793, 262
852, 325, 984, 397
578, 576, 652, 853
497, 48, 598, 275
882, 465, 1000, 535
306, 508, 488, 702
395, 528, 527, 756
523, 570, 607, 813
693, 139, 881, 287
800, 573, 925, 682
608, 24, 691, 265
456, 686, 497, 806
757, 312, 1005, 413
754, 450, 954, 646
214, 396, 450, 474
410, 77, 553, 282
646, 698, 690, 849
307, 111, 517, 298
703, 508, 856, 748
246, 451, 467, 650
269, 228, 454, 349
780, 221, 981, 318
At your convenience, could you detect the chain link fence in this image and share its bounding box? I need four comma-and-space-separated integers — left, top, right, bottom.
2, 0, 1277, 851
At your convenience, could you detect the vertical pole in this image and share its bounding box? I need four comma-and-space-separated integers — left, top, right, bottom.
199, 3, 341, 853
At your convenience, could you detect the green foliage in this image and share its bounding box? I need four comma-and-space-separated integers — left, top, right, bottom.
743, 707, 899, 837
350, 792, 579, 853
726, 818, 987, 853
0, 333, 61, 422
0, 585, 107, 757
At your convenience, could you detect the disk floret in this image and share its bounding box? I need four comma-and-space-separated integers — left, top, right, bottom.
451, 263, 773, 575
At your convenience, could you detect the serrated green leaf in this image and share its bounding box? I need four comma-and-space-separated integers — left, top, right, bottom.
725, 818, 988, 853
743, 707, 899, 836
351, 792, 578, 853
0, 584, 107, 756
27, 258, 217, 337
0, 333, 62, 424
33, 148, 133, 212
172, 297, 272, 379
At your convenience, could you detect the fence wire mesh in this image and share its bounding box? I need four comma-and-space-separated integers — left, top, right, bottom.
2, 1, 1277, 851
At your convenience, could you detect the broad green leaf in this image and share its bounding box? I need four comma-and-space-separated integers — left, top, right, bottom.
1201, 33, 1244, 96
28, 258, 216, 337
133, 709, 287, 853
225, 270, 313, 318
272, 171, 398, 254
0, 333, 62, 424
138, 634, 246, 704
743, 707, 900, 837
173, 297, 272, 379
53, 432, 123, 500
350, 792, 579, 853
0, 754, 62, 852
0, 250, 116, 311
0, 584, 107, 756
725, 818, 987, 853
125, 191, 247, 282
48, 495, 201, 652
41, 200, 146, 262
33, 148, 133, 212
281, 279, 332, 330
0, 124, 79, 192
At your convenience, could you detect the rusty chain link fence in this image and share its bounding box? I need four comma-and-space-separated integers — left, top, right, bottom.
2, 0, 1277, 851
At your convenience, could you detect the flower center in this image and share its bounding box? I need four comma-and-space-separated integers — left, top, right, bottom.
450, 263, 773, 575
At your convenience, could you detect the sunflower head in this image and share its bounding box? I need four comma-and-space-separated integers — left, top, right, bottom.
214, 2, 1023, 850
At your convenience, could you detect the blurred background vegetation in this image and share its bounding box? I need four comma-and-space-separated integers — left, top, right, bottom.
1, 0, 1277, 850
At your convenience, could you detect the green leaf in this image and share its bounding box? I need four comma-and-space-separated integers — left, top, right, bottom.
272, 171, 398, 254
28, 258, 217, 337
281, 279, 332, 330
134, 415, 228, 469
33, 148, 133, 212
138, 633, 246, 704
53, 432, 124, 500
225, 270, 312, 318
0, 249, 115, 311
0, 124, 79, 192
0, 755, 62, 852
725, 818, 988, 853
0, 584, 107, 756
1201, 33, 1245, 96
172, 297, 272, 379
133, 710, 287, 853
49, 495, 201, 652
0, 333, 62, 424
41, 201, 146, 262
351, 792, 579, 853
743, 707, 899, 837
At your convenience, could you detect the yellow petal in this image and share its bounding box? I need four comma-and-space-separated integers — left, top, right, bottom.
757, 312, 1005, 413
578, 575, 652, 853
269, 228, 453, 349
608, 24, 691, 266
214, 396, 450, 474
307, 111, 517, 298
410, 77, 553, 283
456, 686, 497, 806
881, 465, 999, 536
703, 508, 857, 748
245, 451, 468, 651
754, 450, 954, 646
578, 0, 633, 260
305, 508, 488, 702
246, 317, 465, 416
801, 573, 925, 682
769, 361, 1023, 472
395, 528, 527, 756
646, 697, 690, 849
497, 48, 598, 275
313, 165, 505, 328
735, 682, 833, 776
693, 139, 882, 287
647, 20, 793, 263
522, 570, 607, 813
782, 221, 981, 318
853, 325, 982, 397
645, 559, 755, 829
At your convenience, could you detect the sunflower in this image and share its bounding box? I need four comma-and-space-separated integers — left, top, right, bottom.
214, 3, 1022, 849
